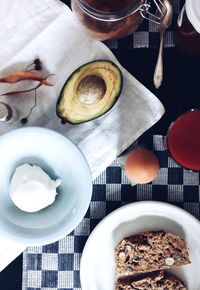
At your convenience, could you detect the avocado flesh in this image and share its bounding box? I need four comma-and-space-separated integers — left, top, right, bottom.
57, 60, 123, 124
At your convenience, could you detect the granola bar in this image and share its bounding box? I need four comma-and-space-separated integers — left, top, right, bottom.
115, 231, 190, 277
116, 270, 186, 290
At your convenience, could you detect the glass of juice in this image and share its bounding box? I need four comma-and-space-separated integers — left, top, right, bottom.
166, 109, 200, 171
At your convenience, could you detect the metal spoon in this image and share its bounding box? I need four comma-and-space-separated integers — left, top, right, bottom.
153, 0, 173, 89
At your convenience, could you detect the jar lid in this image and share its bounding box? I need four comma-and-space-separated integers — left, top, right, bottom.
186, 0, 200, 33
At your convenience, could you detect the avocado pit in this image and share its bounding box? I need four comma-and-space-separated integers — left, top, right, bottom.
77, 75, 106, 104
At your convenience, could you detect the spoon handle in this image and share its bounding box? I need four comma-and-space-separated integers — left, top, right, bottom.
153, 31, 164, 89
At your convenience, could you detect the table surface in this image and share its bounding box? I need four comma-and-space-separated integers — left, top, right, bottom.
1, 1, 200, 290
1, 47, 200, 290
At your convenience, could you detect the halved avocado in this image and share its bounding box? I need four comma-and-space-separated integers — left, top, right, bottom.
56, 60, 123, 124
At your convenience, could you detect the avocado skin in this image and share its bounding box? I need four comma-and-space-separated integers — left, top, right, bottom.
56, 59, 123, 125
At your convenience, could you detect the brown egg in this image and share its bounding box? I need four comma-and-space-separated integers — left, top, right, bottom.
124, 147, 159, 184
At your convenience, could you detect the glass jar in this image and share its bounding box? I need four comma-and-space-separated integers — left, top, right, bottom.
165, 109, 200, 171
174, 0, 200, 57
71, 0, 160, 41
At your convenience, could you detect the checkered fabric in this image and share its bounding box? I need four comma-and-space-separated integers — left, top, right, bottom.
22, 135, 200, 290
61, 0, 184, 49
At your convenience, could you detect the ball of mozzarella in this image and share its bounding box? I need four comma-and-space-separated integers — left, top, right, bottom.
10, 164, 61, 212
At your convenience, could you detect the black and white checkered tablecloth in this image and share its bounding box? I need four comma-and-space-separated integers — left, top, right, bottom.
22, 135, 200, 290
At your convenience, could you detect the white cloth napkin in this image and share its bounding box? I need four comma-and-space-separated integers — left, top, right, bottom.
0, 0, 165, 271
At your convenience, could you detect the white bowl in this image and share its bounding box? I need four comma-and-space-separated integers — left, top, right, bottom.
80, 201, 200, 290
0, 127, 92, 246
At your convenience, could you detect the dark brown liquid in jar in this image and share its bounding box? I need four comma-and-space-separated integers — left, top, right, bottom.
71, 0, 144, 41
84, 0, 136, 12
174, 7, 200, 57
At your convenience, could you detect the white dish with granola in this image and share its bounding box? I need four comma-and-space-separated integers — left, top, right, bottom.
80, 201, 200, 290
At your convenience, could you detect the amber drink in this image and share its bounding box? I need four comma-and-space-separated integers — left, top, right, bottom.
71, 0, 145, 40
